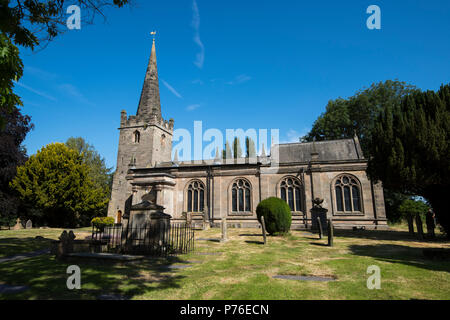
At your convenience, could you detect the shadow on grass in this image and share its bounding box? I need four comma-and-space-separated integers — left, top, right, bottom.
333, 229, 448, 243
244, 240, 265, 245
0, 252, 189, 300
349, 244, 450, 273
0, 237, 53, 258
309, 242, 329, 247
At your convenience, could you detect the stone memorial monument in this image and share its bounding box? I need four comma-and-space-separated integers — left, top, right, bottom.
311, 198, 328, 231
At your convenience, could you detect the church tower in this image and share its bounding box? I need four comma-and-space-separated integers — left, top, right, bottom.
108, 37, 174, 220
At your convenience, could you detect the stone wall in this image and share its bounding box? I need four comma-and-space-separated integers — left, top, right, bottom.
125, 159, 387, 230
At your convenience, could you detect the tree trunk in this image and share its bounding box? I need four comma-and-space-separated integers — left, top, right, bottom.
415, 214, 424, 240
406, 215, 414, 235
424, 186, 450, 239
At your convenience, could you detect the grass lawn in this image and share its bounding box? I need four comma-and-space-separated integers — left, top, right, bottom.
0, 228, 92, 258
0, 225, 449, 300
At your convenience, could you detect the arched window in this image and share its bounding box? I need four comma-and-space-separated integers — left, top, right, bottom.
231, 179, 252, 213
186, 180, 205, 213
280, 177, 303, 212
334, 175, 362, 213
133, 131, 140, 143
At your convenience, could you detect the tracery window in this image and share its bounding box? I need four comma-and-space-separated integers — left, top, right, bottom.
280, 177, 302, 212
231, 179, 252, 213
334, 175, 362, 213
186, 180, 205, 213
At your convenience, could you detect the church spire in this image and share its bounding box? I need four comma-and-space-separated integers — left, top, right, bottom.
137, 34, 161, 119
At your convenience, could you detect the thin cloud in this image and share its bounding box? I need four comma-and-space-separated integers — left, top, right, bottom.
192, 0, 204, 69
186, 104, 201, 111
227, 74, 252, 85
282, 128, 310, 143
14, 82, 57, 101
191, 79, 204, 85
59, 83, 95, 106
161, 79, 183, 99
25, 66, 58, 80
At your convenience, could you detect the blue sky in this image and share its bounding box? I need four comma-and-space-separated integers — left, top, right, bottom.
15, 0, 450, 168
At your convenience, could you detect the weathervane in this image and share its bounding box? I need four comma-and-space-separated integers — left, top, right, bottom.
150, 31, 157, 41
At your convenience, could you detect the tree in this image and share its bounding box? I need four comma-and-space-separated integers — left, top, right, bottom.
302, 80, 418, 155
0, 0, 129, 50
0, 32, 23, 129
65, 137, 112, 201
11, 143, 109, 227
302, 80, 418, 222
0, 0, 129, 126
0, 105, 33, 227
232, 137, 242, 159
246, 137, 256, 158
367, 84, 450, 236
397, 198, 429, 234
223, 141, 232, 159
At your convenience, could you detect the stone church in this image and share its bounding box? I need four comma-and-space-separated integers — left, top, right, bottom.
107, 38, 388, 230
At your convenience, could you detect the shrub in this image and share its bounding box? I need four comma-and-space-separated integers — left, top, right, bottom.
256, 197, 292, 235
91, 216, 115, 231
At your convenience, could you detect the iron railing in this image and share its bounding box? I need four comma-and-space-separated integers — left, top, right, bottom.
91, 222, 195, 256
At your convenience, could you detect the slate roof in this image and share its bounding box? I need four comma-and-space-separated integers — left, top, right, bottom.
271, 138, 364, 163
140, 138, 364, 170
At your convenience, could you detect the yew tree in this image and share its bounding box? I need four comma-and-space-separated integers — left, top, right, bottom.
367, 84, 450, 236
11, 143, 109, 227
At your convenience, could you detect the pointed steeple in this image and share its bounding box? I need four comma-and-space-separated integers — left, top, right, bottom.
137, 37, 162, 119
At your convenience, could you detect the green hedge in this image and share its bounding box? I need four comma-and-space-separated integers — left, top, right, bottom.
256, 197, 292, 235
91, 216, 115, 230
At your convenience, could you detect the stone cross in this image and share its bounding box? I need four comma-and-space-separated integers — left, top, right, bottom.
261, 216, 267, 245
13, 218, 23, 230
221, 217, 228, 242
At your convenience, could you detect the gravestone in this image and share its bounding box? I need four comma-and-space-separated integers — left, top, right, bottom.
221, 217, 228, 242
415, 214, 424, 240
261, 216, 267, 244
25, 220, 32, 229
317, 217, 323, 239
12, 218, 23, 230
203, 206, 210, 230
56, 230, 76, 258
327, 219, 334, 247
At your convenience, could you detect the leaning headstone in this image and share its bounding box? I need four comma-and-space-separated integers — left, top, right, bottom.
327, 219, 334, 247
415, 214, 424, 240
317, 217, 323, 240
13, 218, 23, 230
261, 216, 267, 244
221, 217, 228, 242
25, 219, 32, 229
